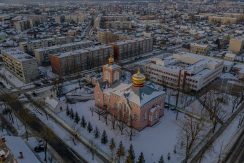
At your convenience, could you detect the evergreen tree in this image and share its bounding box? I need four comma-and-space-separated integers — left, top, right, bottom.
137, 152, 145, 163
74, 112, 80, 124
173, 146, 177, 154
101, 130, 108, 144
109, 138, 116, 154
66, 106, 70, 116
70, 108, 74, 119
159, 155, 164, 163
125, 153, 133, 163
128, 144, 135, 162
81, 116, 87, 128
94, 127, 100, 139
116, 141, 125, 160
87, 122, 93, 133
167, 153, 171, 160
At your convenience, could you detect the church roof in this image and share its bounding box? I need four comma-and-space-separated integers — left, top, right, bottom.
101, 81, 165, 107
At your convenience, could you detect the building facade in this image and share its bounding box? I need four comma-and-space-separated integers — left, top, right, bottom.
145, 52, 224, 91
2, 48, 39, 83
97, 30, 128, 44
50, 45, 113, 76
34, 40, 92, 65
19, 36, 74, 55
229, 37, 244, 54
94, 56, 165, 130
111, 37, 153, 61
190, 43, 209, 55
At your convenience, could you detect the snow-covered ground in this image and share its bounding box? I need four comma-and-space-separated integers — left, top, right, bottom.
55, 99, 185, 162
0, 67, 25, 87
201, 112, 243, 163
220, 73, 238, 80
5, 136, 41, 163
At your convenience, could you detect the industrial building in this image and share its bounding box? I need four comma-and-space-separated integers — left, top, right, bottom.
34, 40, 92, 65
50, 45, 113, 76
2, 48, 39, 83
145, 52, 224, 91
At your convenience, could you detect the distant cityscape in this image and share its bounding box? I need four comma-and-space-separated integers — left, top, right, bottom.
0, 0, 243, 163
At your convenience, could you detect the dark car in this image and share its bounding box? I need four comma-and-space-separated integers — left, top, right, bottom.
34, 145, 45, 153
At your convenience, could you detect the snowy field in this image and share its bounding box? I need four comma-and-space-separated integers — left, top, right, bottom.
54, 99, 187, 163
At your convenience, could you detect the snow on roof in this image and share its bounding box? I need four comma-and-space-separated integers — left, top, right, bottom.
45, 96, 59, 109
5, 136, 40, 163
2, 48, 35, 62
103, 82, 165, 107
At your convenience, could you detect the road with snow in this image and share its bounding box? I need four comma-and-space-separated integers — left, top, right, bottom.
223, 127, 244, 163
0, 88, 86, 163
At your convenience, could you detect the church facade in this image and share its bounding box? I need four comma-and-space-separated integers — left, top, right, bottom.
94, 55, 165, 130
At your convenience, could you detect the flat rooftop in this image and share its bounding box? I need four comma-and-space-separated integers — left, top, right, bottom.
35, 40, 92, 52
2, 48, 35, 61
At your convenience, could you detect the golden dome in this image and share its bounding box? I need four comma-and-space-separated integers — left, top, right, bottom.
108, 54, 114, 65
132, 69, 145, 87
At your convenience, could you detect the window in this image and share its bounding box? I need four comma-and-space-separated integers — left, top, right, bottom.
144, 112, 147, 120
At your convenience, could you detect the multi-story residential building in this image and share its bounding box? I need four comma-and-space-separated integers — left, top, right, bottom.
190, 43, 209, 55
34, 40, 92, 65
97, 30, 128, 44
111, 37, 153, 61
12, 15, 47, 32
208, 16, 238, 24
49, 45, 113, 76
19, 36, 74, 55
13, 19, 31, 32
94, 56, 165, 130
104, 21, 132, 30
2, 48, 39, 83
55, 13, 86, 24
145, 52, 224, 91
229, 37, 244, 54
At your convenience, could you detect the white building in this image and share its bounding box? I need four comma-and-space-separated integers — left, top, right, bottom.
145, 52, 224, 91
2, 48, 39, 83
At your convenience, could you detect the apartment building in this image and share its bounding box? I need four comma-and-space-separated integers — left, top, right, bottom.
111, 37, 153, 61
208, 16, 238, 24
145, 52, 224, 91
50, 45, 113, 76
104, 21, 132, 30
19, 36, 74, 54
55, 13, 86, 24
13, 19, 31, 32
13, 15, 47, 32
229, 37, 244, 54
2, 49, 39, 83
101, 15, 131, 22
34, 40, 92, 65
190, 43, 209, 55
97, 30, 128, 44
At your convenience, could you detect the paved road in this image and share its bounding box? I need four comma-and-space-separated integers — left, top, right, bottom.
0, 89, 86, 163
223, 128, 244, 163
189, 101, 244, 163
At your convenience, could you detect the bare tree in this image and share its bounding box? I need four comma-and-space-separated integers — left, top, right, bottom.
93, 106, 105, 121
117, 110, 127, 135
125, 114, 138, 141
178, 115, 204, 163
109, 114, 117, 130
201, 90, 226, 133
238, 112, 244, 128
